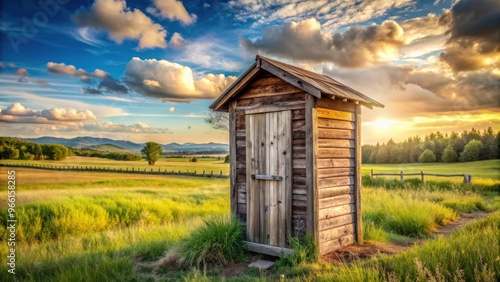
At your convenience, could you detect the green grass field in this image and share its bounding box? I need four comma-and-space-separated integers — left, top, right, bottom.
0, 155, 230, 174
0, 159, 498, 281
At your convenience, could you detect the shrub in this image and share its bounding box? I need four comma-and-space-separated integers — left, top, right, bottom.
177, 216, 246, 267
277, 234, 318, 266
191, 156, 198, 162
441, 145, 458, 163
224, 154, 230, 163
459, 139, 483, 162
363, 220, 388, 242
418, 149, 436, 163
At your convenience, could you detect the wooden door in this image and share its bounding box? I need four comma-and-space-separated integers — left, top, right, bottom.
246, 111, 292, 247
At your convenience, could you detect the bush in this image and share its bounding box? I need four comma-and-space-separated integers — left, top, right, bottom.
460, 139, 483, 162
177, 216, 246, 267
441, 145, 458, 163
277, 234, 318, 266
418, 149, 436, 163
224, 155, 230, 163
191, 156, 198, 162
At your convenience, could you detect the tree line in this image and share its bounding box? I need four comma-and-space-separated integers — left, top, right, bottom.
71, 148, 141, 161
362, 127, 499, 164
0, 137, 141, 161
0, 137, 68, 161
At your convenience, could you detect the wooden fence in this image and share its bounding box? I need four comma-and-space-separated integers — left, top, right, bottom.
370, 169, 472, 184
0, 163, 229, 179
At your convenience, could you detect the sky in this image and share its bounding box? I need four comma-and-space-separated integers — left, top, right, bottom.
0, 0, 498, 145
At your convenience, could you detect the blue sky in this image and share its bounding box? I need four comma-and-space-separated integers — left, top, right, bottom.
0, 0, 498, 144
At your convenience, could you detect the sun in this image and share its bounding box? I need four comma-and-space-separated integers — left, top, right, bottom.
374, 119, 398, 130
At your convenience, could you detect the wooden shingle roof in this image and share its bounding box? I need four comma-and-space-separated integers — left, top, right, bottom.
210, 55, 384, 111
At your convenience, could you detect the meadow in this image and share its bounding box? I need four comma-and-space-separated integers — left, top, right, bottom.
0, 159, 498, 281
0, 155, 230, 174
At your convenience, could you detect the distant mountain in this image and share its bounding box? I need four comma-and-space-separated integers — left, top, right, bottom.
21, 136, 229, 153
24, 136, 144, 151
85, 144, 137, 154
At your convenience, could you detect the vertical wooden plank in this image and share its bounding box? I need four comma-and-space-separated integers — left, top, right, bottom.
278, 110, 292, 247
355, 104, 363, 245
277, 111, 284, 247
285, 110, 292, 246
306, 95, 319, 243
229, 101, 237, 215
245, 114, 254, 242
256, 114, 265, 243
264, 113, 271, 244
269, 111, 279, 246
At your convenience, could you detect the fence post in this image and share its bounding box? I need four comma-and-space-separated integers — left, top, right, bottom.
463, 174, 472, 184
220, 170, 223, 178
211, 170, 214, 177
371, 169, 373, 182
400, 171, 404, 182
421, 171, 424, 183
202, 169, 205, 176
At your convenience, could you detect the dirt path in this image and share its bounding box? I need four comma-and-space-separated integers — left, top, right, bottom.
322, 211, 490, 264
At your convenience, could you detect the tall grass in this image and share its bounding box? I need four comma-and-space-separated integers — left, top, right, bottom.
316, 212, 500, 282
363, 189, 458, 238
177, 216, 246, 267
0, 194, 228, 243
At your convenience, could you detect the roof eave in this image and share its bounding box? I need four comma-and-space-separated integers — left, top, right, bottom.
209, 62, 259, 112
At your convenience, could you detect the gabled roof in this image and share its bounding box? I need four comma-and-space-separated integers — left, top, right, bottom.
210, 55, 384, 111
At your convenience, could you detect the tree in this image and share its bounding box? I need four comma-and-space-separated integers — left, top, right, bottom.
459, 139, 483, 162
224, 155, 230, 163
205, 110, 229, 131
375, 145, 389, 164
418, 149, 436, 163
141, 142, 163, 165
191, 156, 198, 162
52, 145, 68, 160
441, 145, 458, 163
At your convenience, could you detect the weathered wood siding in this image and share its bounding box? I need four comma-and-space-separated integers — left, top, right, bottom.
315, 99, 358, 255
233, 71, 308, 239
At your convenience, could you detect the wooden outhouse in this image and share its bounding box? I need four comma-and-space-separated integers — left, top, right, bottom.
210, 55, 384, 256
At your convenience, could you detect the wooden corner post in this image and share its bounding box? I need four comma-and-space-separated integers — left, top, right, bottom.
355, 104, 363, 245
229, 101, 237, 215
305, 95, 319, 243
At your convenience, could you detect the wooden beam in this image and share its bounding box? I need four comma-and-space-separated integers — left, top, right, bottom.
260, 60, 322, 98
354, 104, 363, 245
244, 241, 295, 257
210, 63, 260, 111
245, 101, 305, 115
229, 101, 237, 215
305, 95, 319, 243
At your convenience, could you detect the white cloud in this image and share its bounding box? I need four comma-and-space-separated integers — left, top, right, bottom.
124, 57, 237, 102
47, 62, 108, 79
0, 103, 97, 123
40, 108, 97, 122
169, 32, 187, 48
241, 18, 405, 67
147, 0, 197, 25
72, 0, 167, 49
79, 121, 170, 133
180, 38, 241, 71
1, 102, 37, 116
230, 0, 414, 29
